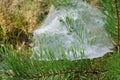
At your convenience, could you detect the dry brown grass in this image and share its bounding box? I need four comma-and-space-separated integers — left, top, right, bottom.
90, 0, 99, 6
0, 0, 50, 49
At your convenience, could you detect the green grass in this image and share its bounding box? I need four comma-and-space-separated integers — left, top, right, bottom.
0, 45, 120, 80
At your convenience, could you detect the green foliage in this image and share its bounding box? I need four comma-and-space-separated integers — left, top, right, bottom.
1, 45, 120, 80
99, 0, 116, 39
105, 53, 120, 79
51, 0, 97, 9
99, 0, 120, 46
0, 45, 94, 80
51, 0, 78, 9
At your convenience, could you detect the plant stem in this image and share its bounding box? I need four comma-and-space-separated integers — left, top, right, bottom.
13, 69, 107, 79
114, 0, 120, 52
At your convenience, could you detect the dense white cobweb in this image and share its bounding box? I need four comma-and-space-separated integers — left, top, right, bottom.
33, 1, 113, 60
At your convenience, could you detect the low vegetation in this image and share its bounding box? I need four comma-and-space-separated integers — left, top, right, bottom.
0, 0, 51, 49
0, 0, 120, 80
